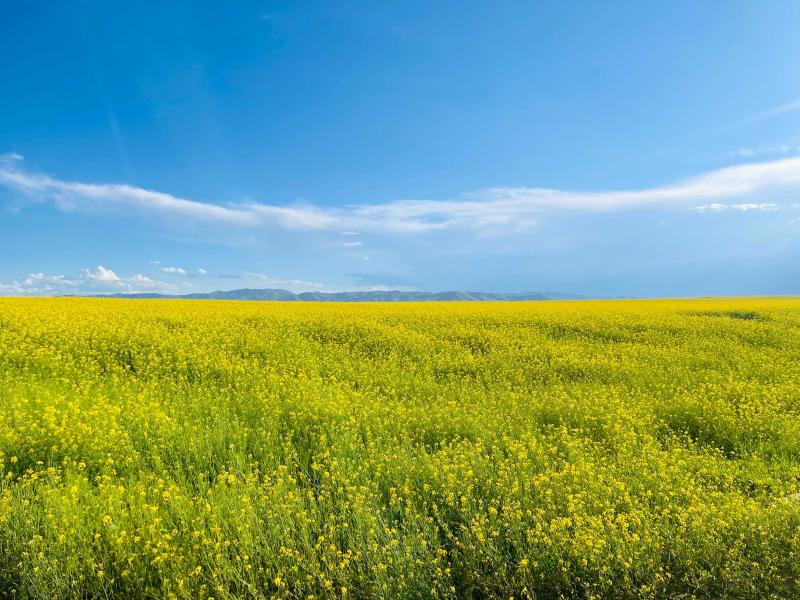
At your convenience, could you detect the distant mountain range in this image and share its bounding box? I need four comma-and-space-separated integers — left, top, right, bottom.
92, 288, 584, 302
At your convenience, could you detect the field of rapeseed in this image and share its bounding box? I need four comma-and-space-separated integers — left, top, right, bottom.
1, 298, 800, 599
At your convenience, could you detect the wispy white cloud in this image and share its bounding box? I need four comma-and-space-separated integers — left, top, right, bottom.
341, 241, 363, 248
158, 265, 208, 277
736, 97, 800, 127
129, 274, 161, 288
0, 264, 175, 296
4, 153, 800, 234
729, 144, 800, 159
161, 266, 187, 275
9, 273, 82, 294
694, 202, 778, 213
0, 153, 255, 224
243, 272, 330, 291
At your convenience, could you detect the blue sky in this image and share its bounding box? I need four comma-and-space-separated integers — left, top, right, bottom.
2, 1, 800, 297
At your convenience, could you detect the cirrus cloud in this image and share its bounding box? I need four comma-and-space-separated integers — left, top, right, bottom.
694, 202, 779, 213
2, 152, 800, 235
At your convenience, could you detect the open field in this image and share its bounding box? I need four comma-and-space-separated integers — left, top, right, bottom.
1, 298, 800, 598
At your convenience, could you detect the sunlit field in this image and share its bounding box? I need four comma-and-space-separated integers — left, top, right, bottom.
1, 298, 800, 598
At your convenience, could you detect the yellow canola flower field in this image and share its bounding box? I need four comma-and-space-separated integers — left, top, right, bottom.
1, 297, 800, 599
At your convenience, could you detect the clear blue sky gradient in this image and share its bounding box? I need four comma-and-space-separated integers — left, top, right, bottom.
2, 1, 800, 296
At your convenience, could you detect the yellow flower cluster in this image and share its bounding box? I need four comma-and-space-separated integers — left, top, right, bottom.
1, 297, 800, 598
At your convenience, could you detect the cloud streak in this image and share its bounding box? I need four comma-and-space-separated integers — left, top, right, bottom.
694, 202, 779, 213
736, 97, 800, 127
243, 272, 330, 291
729, 144, 800, 159
3, 153, 800, 234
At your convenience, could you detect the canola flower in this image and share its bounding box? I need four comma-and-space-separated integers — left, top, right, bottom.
0, 297, 799, 598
